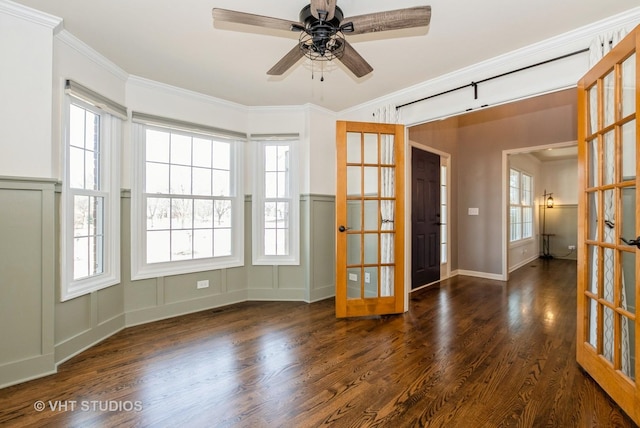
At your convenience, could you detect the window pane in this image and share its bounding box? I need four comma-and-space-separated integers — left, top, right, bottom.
193, 229, 213, 259
265, 145, 277, 171
603, 71, 615, 127
192, 167, 212, 196
192, 137, 212, 168
69, 146, 85, 189
522, 174, 532, 205
214, 229, 232, 256
278, 145, 289, 169
74, 195, 90, 237
69, 104, 86, 148
146, 162, 169, 194
171, 230, 192, 260
171, 133, 192, 166
212, 141, 230, 170
146, 129, 170, 163
346, 132, 361, 164
73, 237, 89, 279
89, 235, 104, 276
194, 199, 214, 228
85, 149, 98, 191
265, 172, 277, 198
264, 229, 276, 255
277, 171, 287, 197
170, 165, 191, 195
147, 230, 170, 263
147, 197, 170, 230
213, 170, 230, 196
171, 198, 193, 230
622, 53, 636, 117
364, 133, 377, 164
364, 167, 378, 196
276, 229, 288, 255
85, 111, 99, 152
214, 200, 232, 227
622, 120, 636, 181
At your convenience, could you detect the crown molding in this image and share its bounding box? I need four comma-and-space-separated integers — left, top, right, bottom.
342, 6, 640, 116
127, 75, 248, 113
0, 0, 62, 31
56, 30, 128, 82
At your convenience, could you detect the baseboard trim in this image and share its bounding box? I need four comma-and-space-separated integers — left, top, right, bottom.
509, 254, 540, 273
247, 288, 307, 301
55, 314, 126, 366
124, 290, 248, 328
308, 284, 335, 303
457, 270, 506, 281
0, 353, 56, 390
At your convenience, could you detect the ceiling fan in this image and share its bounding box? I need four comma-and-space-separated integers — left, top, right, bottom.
212, 1, 431, 78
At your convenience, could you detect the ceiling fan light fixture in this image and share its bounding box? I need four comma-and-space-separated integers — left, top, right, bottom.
299, 30, 346, 61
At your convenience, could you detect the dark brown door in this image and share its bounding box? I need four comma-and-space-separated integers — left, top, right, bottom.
412, 147, 440, 289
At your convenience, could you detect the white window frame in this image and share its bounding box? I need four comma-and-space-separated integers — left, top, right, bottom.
131, 116, 245, 280
252, 136, 300, 265
61, 92, 121, 301
509, 168, 533, 243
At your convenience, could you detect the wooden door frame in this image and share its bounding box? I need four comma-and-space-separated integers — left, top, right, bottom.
407, 142, 451, 291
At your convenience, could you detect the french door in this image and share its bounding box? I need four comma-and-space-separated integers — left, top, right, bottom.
577, 26, 639, 424
335, 121, 405, 318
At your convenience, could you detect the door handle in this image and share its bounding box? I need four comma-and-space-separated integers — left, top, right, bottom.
434, 222, 443, 226
620, 236, 640, 249
338, 225, 351, 232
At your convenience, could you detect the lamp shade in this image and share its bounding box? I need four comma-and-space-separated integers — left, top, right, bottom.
546, 195, 554, 208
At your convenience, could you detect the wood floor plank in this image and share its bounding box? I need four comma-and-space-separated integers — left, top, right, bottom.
0, 260, 636, 427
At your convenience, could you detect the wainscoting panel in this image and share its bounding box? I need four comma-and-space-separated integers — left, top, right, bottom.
0, 177, 56, 388
539, 204, 578, 260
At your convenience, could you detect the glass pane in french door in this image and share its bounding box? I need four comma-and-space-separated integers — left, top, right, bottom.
583, 51, 637, 383
345, 131, 396, 299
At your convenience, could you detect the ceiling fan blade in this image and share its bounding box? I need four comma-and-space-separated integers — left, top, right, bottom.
345, 6, 431, 35
310, 0, 337, 21
212, 8, 298, 32
267, 45, 305, 75
338, 41, 373, 78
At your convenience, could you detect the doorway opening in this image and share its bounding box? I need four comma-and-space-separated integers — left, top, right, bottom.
503, 142, 578, 277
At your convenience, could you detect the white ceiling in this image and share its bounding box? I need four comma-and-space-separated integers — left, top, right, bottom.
12, 0, 640, 111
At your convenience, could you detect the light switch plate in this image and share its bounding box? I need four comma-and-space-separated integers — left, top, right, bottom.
348, 273, 358, 281
468, 207, 479, 216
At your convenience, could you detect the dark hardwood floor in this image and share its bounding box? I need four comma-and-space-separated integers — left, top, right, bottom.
1, 259, 636, 427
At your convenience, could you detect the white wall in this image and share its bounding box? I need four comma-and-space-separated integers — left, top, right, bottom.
0, 3, 60, 178
340, 8, 640, 128
540, 158, 579, 205
307, 105, 338, 195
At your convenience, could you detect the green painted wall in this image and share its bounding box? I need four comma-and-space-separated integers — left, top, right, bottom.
0, 177, 335, 388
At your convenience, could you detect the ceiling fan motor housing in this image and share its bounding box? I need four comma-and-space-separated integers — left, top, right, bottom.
298, 5, 346, 59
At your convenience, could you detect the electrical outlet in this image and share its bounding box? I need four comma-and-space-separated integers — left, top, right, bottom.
348, 273, 358, 282
568, 245, 576, 250
197, 280, 209, 289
